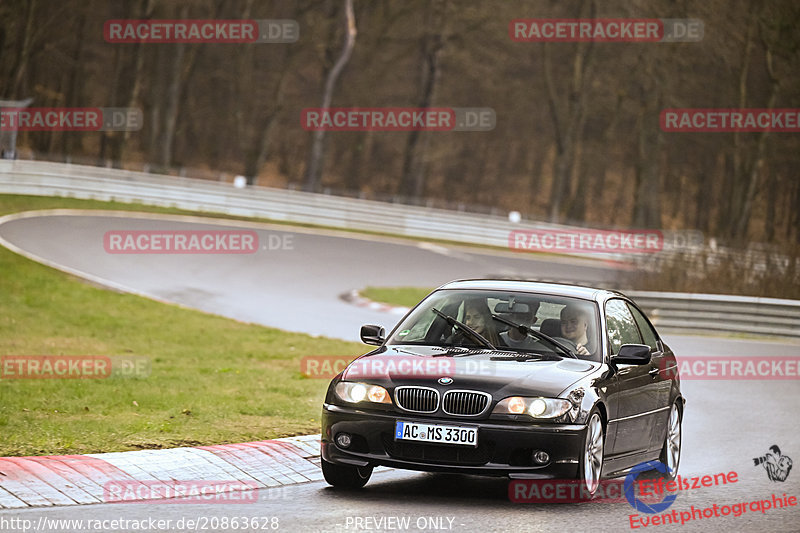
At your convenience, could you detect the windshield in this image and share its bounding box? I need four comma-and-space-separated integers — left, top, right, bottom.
388, 289, 601, 361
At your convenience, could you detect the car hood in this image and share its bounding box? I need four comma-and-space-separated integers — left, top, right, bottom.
341, 345, 602, 398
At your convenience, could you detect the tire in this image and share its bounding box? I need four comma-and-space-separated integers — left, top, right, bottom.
658, 401, 682, 481
321, 458, 373, 489
578, 410, 605, 498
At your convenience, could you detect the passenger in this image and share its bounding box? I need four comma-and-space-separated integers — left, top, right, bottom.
499, 300, 540, 350
559, 305, 595, 357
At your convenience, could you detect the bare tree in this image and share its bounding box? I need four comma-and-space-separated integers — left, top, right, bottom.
7, 0, 37, 98
542, 0, 596, 223
121, 0, 156, 162
730, 2, 795, 240
398, 0, 449, 200
631, 56, 663, 229
304, 0, 357, 192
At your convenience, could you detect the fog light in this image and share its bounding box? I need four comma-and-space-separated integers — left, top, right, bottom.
532, 450, 550, 464
336, 433, 352, 448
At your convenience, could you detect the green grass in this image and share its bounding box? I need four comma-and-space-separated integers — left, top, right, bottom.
360, 287, 435, 308
0, 194, 365, 456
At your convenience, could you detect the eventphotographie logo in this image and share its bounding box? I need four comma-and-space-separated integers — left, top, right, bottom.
753, 445, 793, 482
624, 461, 678, 514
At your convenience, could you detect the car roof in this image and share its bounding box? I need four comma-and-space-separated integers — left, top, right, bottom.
436, 279, 625, 303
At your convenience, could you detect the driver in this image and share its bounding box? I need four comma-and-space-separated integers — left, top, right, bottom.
453, 297, 501, 347
560, 305, 595, 358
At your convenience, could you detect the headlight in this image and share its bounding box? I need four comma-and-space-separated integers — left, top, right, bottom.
335, 382, 392, 405
493, 396, 572, 419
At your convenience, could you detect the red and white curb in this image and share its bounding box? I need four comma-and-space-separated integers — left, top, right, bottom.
340, 290, 410, 316
0, 435, 322, 508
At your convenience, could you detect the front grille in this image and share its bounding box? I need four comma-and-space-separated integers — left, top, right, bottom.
395, 386, 439, 413
442, 390, 491, 416
382, 433, 494, 466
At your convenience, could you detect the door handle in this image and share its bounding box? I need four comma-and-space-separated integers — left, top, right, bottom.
649, 367, 660, 378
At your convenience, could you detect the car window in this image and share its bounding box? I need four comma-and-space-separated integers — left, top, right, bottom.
628, 303, 659, 351
387, 289, 600, 358
605, 299, 642, 355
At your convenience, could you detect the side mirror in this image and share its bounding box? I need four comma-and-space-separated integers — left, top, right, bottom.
611, 344, 651, 365
360, 324, 386, 346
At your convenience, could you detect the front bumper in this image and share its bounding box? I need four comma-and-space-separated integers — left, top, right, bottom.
321, 403, 587, 479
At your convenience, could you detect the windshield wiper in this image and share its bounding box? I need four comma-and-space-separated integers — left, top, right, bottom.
491, 314, 577, 359
489, 353, 559, 362
430, 346, 469, 357
431, 308, 496, 351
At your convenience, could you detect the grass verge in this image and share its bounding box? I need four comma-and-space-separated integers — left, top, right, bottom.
360, 287, 434, 309
0, 194, 364, 456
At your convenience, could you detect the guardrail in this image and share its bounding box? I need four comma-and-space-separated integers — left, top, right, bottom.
0, 159, 699, 262
627, 291, 800, 339
1, 159, 798, 340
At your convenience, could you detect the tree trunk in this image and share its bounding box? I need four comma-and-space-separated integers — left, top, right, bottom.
399, 0, 448, 200
632, 68, 663, 229
542, 0, 595, 223
9, 0, 37, 98
632, 101, 663, 228
241, 1, 299, 185
122, 0, 156, 161
158, 39, 185, 169
723, 8, 756, 239
62, 8, 89, 157
732, 40, 780, 240
243, 70, 290, 184
304, 0, 357, 192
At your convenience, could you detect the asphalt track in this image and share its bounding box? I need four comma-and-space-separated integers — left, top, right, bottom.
0, 211, 620, 341
1, 211, 799, 533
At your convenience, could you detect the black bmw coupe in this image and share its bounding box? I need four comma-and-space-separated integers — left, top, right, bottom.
321, 280, 684, 495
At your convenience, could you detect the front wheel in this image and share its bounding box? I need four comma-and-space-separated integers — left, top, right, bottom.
658, 401, 682, 480
321, 458, 373, 489
579, 411, 605, 497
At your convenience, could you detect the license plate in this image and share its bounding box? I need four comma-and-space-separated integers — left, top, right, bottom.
395, 421, 478, 447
